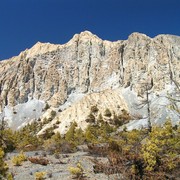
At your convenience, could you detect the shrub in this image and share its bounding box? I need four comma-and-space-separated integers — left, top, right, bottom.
7, 173, 13, 180
43, 132, 62, 154
90, 105, 99, 113
74, 128, 85, 145
84, 124, 99, 143
1, 128, 16, 152
0, 148, 8, 178
118, 109, 131, 121
85, 113, 95, 123
42, 127, 55, 140
104, 108, 112, 117
14, 124, 43, 150
97, 113, 103, 123
68, 162, 84, 179
108, 140, 122, 152
142, 120, 180, 173
99, 121, 115, 141
12, 156, 22, 166
43, 103, 50, 111
12, 151, 27, 166
56, 120, 61, 124
50, 110, 56, 118
111, 109, 132, 127
91, 120, 180, 179
112, 115, 123, 126
54, 153, 60, 159
34, 171, 46, 180
18, 151, 27, 161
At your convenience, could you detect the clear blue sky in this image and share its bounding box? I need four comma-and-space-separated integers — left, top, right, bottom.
0, 0, 180, 60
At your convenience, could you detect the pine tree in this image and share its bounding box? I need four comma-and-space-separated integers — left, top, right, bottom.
0, 148, 8, 178
65, 122, 77, 143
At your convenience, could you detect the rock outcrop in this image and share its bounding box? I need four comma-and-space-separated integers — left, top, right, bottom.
0, 31, 179, 132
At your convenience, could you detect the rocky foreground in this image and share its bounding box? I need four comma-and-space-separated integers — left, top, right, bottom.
6, 148, 120, 180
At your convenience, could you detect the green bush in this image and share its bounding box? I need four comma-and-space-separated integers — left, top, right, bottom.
74, 128, 85, 145
84, 124, 99, 143
0, 148, 8, 178
12, 156, 22, 166
68, 162, 84, 179
42, 127, 55, 140
142, 120, 180, 172
13, 122, 43, 151
65, 122, 77, 143
35, 171, 46, 180
12, 151, 27, 166
7, 173, 13, 180
91, 120, 180, 179
64, 122, 85, 151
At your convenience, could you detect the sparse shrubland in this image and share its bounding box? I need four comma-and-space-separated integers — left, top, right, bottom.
43, 122, 85, 154
142, 120, 180, 174
14, 122, 43, 151
92, 120, 180, 179
1, 105, 179, 179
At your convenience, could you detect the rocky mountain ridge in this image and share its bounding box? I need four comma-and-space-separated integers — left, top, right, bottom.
0, 31, 179, 133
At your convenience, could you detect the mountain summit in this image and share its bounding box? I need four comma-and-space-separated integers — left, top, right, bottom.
0, 31, 179, 133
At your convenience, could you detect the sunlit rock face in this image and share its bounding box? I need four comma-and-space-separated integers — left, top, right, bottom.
0, 31, 179, 132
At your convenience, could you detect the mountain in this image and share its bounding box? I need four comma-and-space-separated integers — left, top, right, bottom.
0, 31, 179, 134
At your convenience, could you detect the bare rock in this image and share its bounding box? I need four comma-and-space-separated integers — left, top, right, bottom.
0, 31, 179, 131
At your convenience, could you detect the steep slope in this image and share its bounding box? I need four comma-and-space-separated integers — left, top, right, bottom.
0, 31, 179, 132
38, 89, 128, 135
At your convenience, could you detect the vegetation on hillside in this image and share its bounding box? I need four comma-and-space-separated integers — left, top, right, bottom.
0, 106, 179, 179
92, 120, 180, 179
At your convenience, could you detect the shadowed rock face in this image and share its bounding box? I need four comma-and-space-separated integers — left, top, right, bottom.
0, 31, 180, 131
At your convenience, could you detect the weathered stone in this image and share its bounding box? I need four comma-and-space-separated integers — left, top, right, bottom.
0, 31, 179, 132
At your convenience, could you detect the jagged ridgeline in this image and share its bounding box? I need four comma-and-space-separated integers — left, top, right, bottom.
0, 31, 179, 134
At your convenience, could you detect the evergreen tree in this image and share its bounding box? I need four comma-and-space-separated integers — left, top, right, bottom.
0, 148, 8, 179
65, 122, 77, 143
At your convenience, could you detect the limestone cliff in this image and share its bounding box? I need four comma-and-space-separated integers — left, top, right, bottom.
0, 31, 179, 132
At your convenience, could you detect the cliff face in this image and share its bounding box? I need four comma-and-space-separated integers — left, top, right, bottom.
0, 31, 179, 132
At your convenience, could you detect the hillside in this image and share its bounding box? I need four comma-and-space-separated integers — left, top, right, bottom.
0, 31, 179, 133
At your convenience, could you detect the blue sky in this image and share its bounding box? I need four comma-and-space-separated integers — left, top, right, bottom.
0, 0, 180, 60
